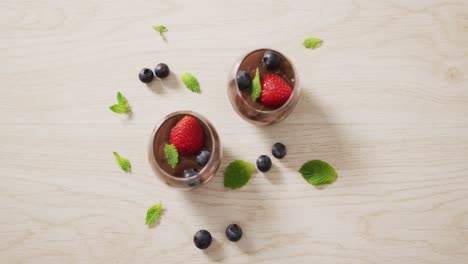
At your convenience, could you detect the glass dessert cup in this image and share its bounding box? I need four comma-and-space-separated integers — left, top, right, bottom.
148, 111, 222, 190
228, 48, 301, 125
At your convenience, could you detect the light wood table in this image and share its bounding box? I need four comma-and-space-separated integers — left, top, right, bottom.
1, 0, 467, 263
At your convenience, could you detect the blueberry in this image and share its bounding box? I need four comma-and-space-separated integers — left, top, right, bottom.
196, 150, 211, 166
182, 168, 198, 178
154, 63, 170, 78
272, 142, 287, 159
236, 70, 251, 90
194, 230, 212, 249
262, 50, 280, 71
256, 155, 272, 172
225, 224, 243, 242
139, 68, 154, 83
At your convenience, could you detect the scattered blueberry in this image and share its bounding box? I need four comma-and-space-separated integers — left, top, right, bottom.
194, 230, 212, 249
182, 168, 198, 178
262, 50, 280, 71
256, 155, 272, 172
225, 224, 243, 242
196, 150, 211, 166
237, 70, 251, 90
154, 63, 170, 78
272, 142, 287, 159
139, 68, 154, 83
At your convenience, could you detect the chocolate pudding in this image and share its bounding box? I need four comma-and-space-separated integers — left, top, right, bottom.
153, 114, 213, 177
227, 48, 300, 125
238, 49, 296, 111
148, 111, 222, 189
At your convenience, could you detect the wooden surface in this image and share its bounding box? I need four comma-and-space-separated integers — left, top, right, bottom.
1, 0, 468, 263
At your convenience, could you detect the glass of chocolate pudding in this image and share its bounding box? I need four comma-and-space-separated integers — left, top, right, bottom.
227, 48, 300, 125
148, 111, 222, 189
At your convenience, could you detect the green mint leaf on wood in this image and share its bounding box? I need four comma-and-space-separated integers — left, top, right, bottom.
109, 104, 129, 114
224, 160, 256, 189
145, 202, 163, 225
164, 144, 179, 169
181, 72, 200, 93
251, 68, 261, 101
113, 151, 131, 172
152, 25, 167, 37
303, 37, 323, 49
117, 91, 128, 106
109, 92, 131, 114
299, 160, 337, 185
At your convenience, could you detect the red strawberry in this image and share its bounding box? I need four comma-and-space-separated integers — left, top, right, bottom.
260, 74, 293, 108
169, 115, 205, 155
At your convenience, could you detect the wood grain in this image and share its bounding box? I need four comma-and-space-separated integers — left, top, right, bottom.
1, 0, 467, 263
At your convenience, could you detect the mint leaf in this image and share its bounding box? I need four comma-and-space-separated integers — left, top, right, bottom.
224, 160, 256, 189
303, 37, 323, 49
113, 151, 131, 172
299, 160, 337, 185
251, 68, 261, 101
109, 104, 130, 114
117, 91, 128, 107
152, 25, 167, 37
109, 91, 130, 114
181, 72, 200, 93
164, 144, 179, 169
145, 202, 163, 225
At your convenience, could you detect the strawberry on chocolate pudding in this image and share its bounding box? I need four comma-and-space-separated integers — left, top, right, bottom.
260, 73, 293, 108
170, 115, 205, 155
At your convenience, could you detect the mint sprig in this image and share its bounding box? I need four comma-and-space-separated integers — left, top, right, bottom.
113, 151, 131, 172
164, 144, 179, 169
181, 72, 200, 93
109, 92, 131, 114
299, 160, 337, 185
145, 202, 163, 225
303, 37, 323, 49
224, 160, 256, 189
251, 68, 261, 101
152, 25, 167, 37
